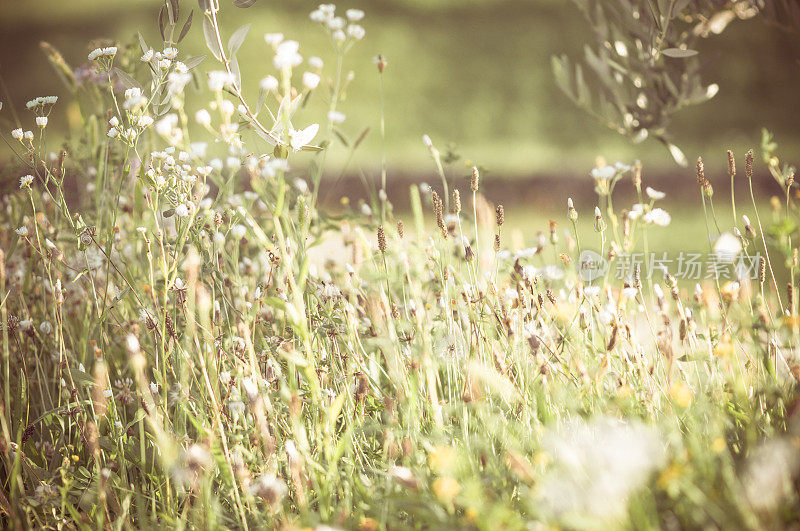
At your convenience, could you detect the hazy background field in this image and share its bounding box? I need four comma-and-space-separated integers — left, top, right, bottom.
1, 0, 798, 208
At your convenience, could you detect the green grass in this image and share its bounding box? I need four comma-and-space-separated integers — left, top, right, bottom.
2, 3, 800, 530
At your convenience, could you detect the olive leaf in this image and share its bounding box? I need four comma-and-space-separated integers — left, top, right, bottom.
178, 10, 194, 43
203, 16, 223, 61
112, 68, 141, 91
228, 24, 250, 56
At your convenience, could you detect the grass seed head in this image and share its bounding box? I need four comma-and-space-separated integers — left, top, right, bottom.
727, 149, 736, 177
377, 226, 387, 252
471, 166, 479, 192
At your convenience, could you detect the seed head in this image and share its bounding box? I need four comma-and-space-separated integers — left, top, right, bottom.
696, 157, 706, 186
432, 191, 444, 229
745, 149, 754, 178
452, 189, 461, 215
470, 166, 479, 192
727, 149, 736, 178
495, 205, 504, 227
493, 233, 501, 252
397, 220, 404, 238
377, 226, 387, 253
464, 244, 475, 262
759, 256, 766, 285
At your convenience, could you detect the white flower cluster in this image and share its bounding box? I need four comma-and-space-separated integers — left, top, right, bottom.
105, 87, 158, 144
626, 203, 671, 226
140, 46, 182, 72
25, 96, 58, 110
273, 40, 303, 71
207, 70, 236, 92
309, 4, 366, 42
10, 128, 35, 142
88, 46, 117, 61
590, 161, 631, 181
19, 174, 34, 189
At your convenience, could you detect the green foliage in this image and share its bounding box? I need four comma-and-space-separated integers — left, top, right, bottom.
553, 0, 771, 165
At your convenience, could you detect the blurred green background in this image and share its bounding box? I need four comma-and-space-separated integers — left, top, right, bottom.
1, 0, 798, 186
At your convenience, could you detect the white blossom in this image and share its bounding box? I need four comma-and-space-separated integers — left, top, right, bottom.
645, 186, 666, 200
264, 33, 284, 47
642, 207, 671, 226
346, 9, 365, 21
260, 75, 279, 92
195, 109, 212, 126
274, 40, 302, 70
302, 72, 320, 89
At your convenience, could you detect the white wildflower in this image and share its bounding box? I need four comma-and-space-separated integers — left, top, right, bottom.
347, 24, 365, 40
642, 207, 671, 226
260, 75, 279, 92
195, 109, 212, 126
264, 33, 284, 47
590, 165, 617, 180
327, 17, 345, 31
137, 115, 154, 128
645, 186, 665, 200
346, 9, 365, 21
539, 417, 665, 522
231, 224, 247, 240
288, 123, 319, 151
713, 232, 742, 262
207, 71, 235, 92
274, 40, 302, 70
302, 72, 321, 90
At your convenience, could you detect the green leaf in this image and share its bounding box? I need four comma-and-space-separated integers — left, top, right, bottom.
662, 48, 698, 58
230, 56, 242, 89
112, 68, 141, 91
202, 16, 223, 61
234, 0, 258, 7
138, 32, 149, 55
183, 54, 206, 70
158, 5, 168, 42
178, 10, 194, 43
228, 24, 250, 56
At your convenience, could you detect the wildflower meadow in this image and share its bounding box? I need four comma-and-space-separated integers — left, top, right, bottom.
1, 1, 799, 529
